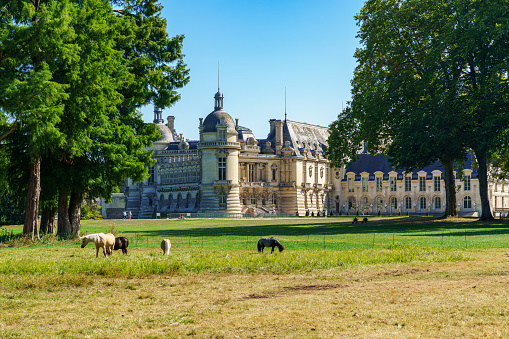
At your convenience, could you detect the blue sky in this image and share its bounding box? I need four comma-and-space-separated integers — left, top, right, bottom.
142, 0, 365, 140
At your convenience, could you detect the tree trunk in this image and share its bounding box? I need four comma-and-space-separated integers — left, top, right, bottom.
442, 158, 458, 218
23, 153, 41, 240
57, 187, 72, 237
474, 149, 493, 220
40, 207, 56, 235
68, 190, 82, 236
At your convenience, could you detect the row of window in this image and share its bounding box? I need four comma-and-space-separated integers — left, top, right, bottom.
348, 176, 471, 193
346, 196, 473, 210
160, 169, 200, 185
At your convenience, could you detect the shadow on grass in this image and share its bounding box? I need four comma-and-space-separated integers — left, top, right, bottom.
117, 216, 509, 239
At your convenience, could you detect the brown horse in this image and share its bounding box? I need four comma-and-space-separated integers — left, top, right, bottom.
112, 236, 129, 255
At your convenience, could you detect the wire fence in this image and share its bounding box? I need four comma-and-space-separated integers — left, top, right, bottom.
1, 227, 508, 251
121, 228, 509, 251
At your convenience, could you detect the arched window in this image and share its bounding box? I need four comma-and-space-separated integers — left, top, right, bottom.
420, 197, 426, 210
405, 197, 412, 210
376, 197, 383, 210
390, 197, 397, 210
251, 194, 256, 205
362, 197, 369, 210
434, 197, 441, 210
348, 197, 356, 210
463, 196, 472, 209
185, 193, 192, 208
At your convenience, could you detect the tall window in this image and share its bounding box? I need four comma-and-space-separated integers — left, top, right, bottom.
271, 194, 277, 207
464, 175, 471, 191
405, 177, 411, 192
377, 197, 383, 211
434, 197, 441, 209
434, 176, 440, 192
218, 157, 227, 180
391, 197, 397, 210
390, 177, 396, 192
219, 192, 227, 209
272, 168, 277, 181
218, 129, 227, 141
148, 166, 154, 184
463, 196, 472, 209
362, 177, 368, 192
348, 178, 354, 192
420, 197, 426, 210
250, 194, 256, 205
348, 197, 356, 210
419, 177, 426, 192
248, 164, 254, 182
376, 177, 382, 192
405, 197, 412, 210
362, 197, 369, 210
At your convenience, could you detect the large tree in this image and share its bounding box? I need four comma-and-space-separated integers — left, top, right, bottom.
1, 0, 189, 238
449, 0, 509, 220
0, 0, 73, 239
327, 0, 509, 219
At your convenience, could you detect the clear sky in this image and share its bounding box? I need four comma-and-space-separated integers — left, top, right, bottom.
142, 0, 366, 141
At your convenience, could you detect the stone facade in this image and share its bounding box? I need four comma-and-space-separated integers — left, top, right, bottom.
112, 90, 506, 219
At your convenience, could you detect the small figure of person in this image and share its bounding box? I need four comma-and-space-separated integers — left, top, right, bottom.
129, 210, 132, 220
123, 210, 127, 220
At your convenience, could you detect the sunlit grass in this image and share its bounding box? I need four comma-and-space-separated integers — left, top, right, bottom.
0, 245, 466, 282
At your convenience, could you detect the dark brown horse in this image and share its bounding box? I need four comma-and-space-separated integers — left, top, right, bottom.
112, 236, 129, 254
257, 237, 284, 253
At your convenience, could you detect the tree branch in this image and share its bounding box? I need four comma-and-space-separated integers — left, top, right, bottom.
0, 117, 17, 142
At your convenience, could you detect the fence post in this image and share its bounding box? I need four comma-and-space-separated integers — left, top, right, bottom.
465, 229, 467, 248
372, 233, 376, 248
323, 234, 325, 251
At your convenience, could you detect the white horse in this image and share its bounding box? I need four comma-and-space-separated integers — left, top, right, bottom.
161, 239, 171, 255
80, 233, 115, 258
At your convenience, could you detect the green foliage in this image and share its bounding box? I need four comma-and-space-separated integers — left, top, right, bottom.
0, 0, 190, 234
81, 201, 102, 220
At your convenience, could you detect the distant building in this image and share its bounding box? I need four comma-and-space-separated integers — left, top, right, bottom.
101, 89, 508, 218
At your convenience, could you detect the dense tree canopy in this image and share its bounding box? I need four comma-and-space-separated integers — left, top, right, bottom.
0, 0, 189, 237
327, 0, 509, 220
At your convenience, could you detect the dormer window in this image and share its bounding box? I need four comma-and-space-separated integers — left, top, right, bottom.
218, 129, 227, 141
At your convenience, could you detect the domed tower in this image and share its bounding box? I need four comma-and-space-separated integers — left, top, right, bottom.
197, 90, 242, 214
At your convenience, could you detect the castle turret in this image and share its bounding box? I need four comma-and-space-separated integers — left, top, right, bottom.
197, 90, 242, 214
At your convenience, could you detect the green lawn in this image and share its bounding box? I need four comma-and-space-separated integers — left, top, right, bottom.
2, 215, 508, 252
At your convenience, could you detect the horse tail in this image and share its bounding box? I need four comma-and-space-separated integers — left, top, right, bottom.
257, 240, 262, 252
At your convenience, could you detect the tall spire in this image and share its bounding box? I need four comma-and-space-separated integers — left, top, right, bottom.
284, 87, 287, 123
214, 62, 224, 111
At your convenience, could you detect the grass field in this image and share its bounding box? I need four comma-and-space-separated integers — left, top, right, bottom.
1, 216, 509, 338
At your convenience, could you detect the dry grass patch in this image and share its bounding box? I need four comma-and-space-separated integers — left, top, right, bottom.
0, 249, 508, 338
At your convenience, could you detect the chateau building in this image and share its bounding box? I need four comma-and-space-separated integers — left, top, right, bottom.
103, 90, 507, 218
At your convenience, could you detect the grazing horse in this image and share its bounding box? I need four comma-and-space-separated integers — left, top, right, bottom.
80, 233, 115, 258
362, 217, 368, 223
352, 217, 358, 224
113, 236, 129, 255
161, 239, 171, 255
257, 237, 285, 253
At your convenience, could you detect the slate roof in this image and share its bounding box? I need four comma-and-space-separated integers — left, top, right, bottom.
343, 153, 478, 181
263, 120, 329, 156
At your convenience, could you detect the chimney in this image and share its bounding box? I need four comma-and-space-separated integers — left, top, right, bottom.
275, 120, 283, 155
167, 116, 175, 134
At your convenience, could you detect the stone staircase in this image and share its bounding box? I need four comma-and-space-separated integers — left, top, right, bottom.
125, 191, 141, 219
